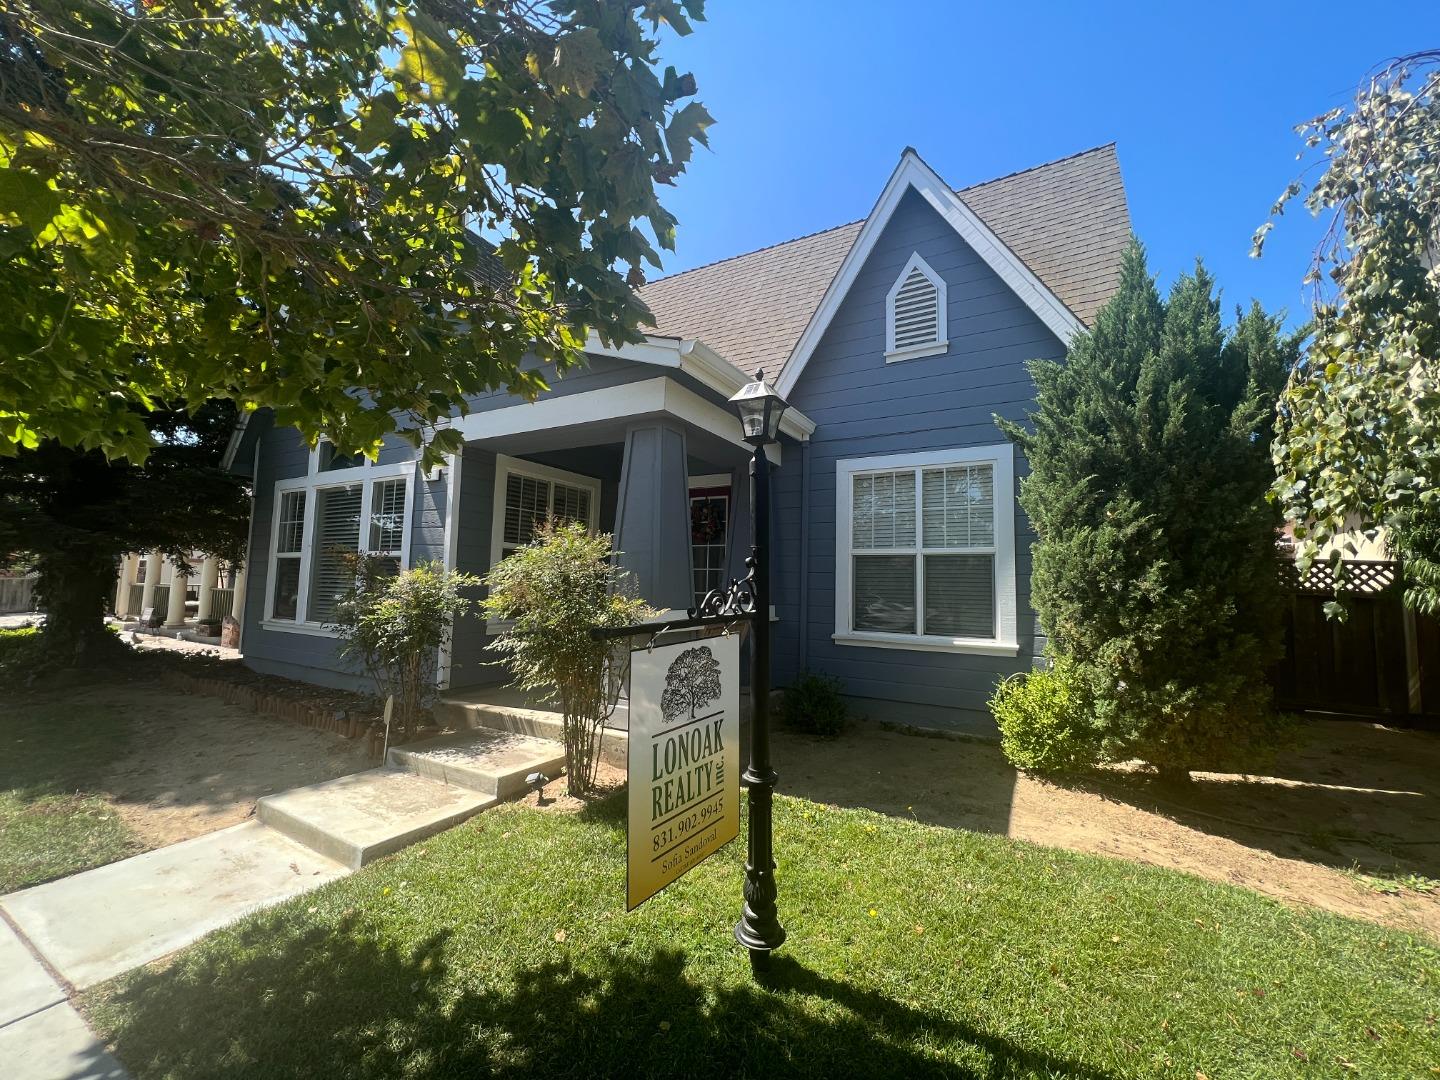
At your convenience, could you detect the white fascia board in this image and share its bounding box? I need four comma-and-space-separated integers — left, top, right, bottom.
219, 411, 252, 472
448, 374, 782, 466
583, 332, 816, 441
776, 150, 1085, 400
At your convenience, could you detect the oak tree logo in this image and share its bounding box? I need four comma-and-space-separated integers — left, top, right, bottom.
661, 645, 723, 723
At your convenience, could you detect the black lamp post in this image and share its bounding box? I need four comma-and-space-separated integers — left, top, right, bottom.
728, 369, 789, 971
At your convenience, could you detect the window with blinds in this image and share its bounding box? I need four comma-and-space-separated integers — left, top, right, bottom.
850, 462, 995, 639
885, 253, 947, 359
499, 472, 593, 559
306, 484, 362, 624
367, 477, 407, 576
272, 489, 306, 620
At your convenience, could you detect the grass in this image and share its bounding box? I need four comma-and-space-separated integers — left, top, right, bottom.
0, 628, 142, 891
84, 794, 1438, 1079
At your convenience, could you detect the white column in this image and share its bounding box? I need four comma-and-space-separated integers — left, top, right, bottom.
165, 556, 190, 627
113, 555, 134, 616
140, 551, 162, 618
195, 556, 220, 621
230, 563, 249, 626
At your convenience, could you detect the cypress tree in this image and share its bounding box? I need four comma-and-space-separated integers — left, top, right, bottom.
998, 241, 1295, 774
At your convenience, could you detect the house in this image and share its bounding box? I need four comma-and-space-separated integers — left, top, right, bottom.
223, 145, 1131, 734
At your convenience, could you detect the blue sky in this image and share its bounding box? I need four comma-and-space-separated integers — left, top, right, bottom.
648, 2, 1435, 329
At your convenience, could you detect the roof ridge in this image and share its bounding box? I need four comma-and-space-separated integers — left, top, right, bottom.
641, 142, 1118, 291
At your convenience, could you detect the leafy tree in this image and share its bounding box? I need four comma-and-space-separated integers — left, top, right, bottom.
0, 0, 712, 464
483, 521, 651, 795
0, 402, 250, 662
331, 556, 482, 742
997, 242, 1295, 776
1255, 51, 1440, 613
660, 645, 722, 722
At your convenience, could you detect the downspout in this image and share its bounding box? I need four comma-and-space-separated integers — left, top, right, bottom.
797, 435, 811, 674
237, 436, 261, 656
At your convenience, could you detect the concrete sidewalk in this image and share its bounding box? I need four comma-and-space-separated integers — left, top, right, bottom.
0, 919, 127, 1080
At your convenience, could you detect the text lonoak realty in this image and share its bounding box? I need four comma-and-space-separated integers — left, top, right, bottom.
627, 635, 740, 909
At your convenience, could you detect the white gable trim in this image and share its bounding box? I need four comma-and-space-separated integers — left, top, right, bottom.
776, 150, 1084, 399
584, 332, 816, 439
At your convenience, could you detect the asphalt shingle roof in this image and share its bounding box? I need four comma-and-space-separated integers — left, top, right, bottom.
637, 144, 1131, 381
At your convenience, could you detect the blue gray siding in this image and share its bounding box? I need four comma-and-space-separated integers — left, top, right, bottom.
771, 188, 1064, 732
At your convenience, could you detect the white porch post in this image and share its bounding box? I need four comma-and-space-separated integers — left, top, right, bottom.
113, 555, 135, 616
195, 556, 220, 621
165, 556, 190, 627
230, 563, 249, 626
140, 551, 162, 617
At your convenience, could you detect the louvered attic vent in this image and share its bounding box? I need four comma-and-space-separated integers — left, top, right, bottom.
885, 253, 947, 362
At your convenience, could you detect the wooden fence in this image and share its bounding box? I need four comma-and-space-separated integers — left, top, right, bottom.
1272, 559, 1438, 723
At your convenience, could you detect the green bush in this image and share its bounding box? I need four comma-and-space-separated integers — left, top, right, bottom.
483, 522, 652, 795
331, 557, 482, 742
990, 659, 1101, 773
0, 626, 43, 687
778, 671, 849, 738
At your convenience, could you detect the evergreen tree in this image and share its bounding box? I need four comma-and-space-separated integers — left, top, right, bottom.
998, 241, 1296, 774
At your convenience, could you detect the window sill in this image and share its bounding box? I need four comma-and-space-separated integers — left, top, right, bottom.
832, 631, 1018, 656
260, 619, 340, 639
884, 340, 949, 364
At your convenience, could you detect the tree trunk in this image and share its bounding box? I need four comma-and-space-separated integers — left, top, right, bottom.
1155, 762, 1192, 786
35, 549, 126, 667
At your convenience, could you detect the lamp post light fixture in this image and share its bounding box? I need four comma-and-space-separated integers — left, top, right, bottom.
727, 369, 789, 970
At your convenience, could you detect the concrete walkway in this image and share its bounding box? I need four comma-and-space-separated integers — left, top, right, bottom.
0, 727, 565, 1078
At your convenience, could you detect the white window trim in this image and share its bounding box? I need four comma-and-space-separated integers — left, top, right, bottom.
486, 454, 603, 633
261, 460, 416, 637
307, 438, 372, 478
884, 252, 949, 363
834, 443, 1017, 656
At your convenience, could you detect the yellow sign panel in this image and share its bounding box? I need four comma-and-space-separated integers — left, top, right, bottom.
627, 633, 741, 910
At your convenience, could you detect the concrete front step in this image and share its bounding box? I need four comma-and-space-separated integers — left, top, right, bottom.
257, 769, 496, 870
388, 728, 569, 797
433, 697, 629, 770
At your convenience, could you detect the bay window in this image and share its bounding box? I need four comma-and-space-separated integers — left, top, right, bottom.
835, 444, 1017, 654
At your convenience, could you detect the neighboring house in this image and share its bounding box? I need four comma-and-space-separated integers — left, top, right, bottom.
223, 144, 1131, 733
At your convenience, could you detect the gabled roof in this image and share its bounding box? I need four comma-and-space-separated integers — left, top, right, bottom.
637, 144, 1130, 387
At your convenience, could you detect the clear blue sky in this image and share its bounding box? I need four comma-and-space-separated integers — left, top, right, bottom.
648, 2, 1436, 329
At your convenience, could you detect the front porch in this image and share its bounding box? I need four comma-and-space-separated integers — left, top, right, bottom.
441, 374, 775, 693
112, 551, 248, 635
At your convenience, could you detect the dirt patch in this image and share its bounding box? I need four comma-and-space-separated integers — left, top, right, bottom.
516, 760, 627, 814
775, 718, 1440, 940
74, 683, 374, 849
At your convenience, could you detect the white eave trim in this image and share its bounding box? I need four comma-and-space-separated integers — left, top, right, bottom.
584, 332, 817, 441
219, 411, 252, 472
776, 149, 1085, 400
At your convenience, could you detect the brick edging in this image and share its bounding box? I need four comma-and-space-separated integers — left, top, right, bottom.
160, 671, 373, 741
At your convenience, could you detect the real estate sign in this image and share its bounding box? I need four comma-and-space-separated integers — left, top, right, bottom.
627, 634, 741, 910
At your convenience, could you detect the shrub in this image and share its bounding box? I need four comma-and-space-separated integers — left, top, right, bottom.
330, 557, 482, 742
778, 671, 849, 738
990, 659, 1101, 773
482, 522, 652, 796
997, 241, 1294, 773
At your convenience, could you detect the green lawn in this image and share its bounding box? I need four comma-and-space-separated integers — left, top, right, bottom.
84, 794, 1438, 1079
0, 629, 142, 891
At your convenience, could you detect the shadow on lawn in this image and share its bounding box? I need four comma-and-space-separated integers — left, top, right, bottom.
97, 920, 1116, 1080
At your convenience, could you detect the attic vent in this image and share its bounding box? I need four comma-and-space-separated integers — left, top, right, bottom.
885, 253, 947, 362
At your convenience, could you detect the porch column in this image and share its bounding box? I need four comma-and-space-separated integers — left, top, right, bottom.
613, 420, 694, 612
230, 563, 249, 627
195, 556, 220, 621
140, 551, 162, 617
113, 555, 135, 616
165, 556, 190, 627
